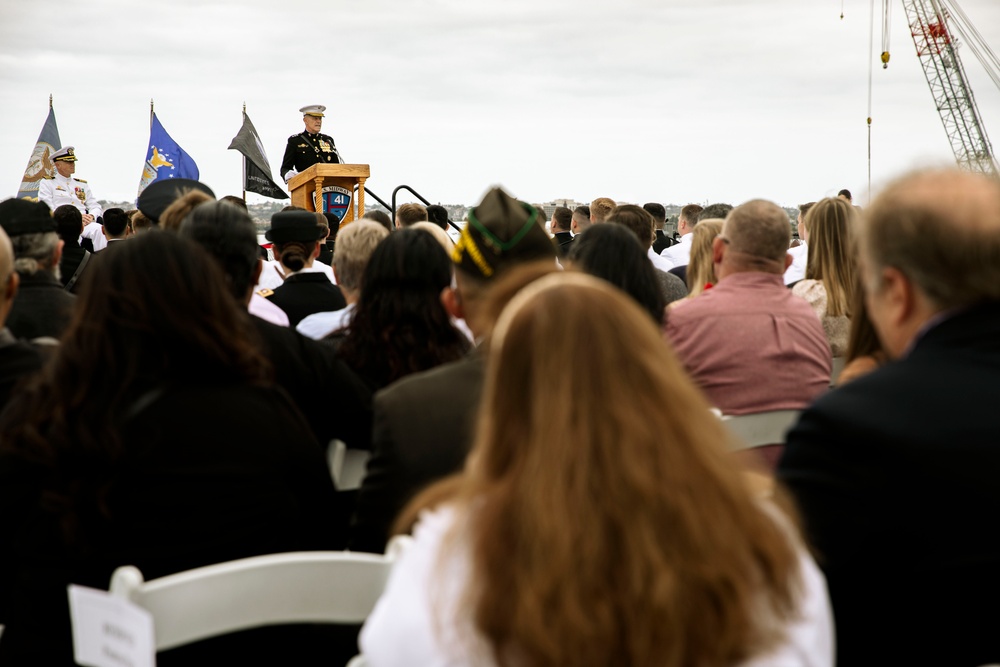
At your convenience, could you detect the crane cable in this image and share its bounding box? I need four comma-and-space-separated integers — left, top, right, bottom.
940, 0, 1000, 92
881, 0, 892, 69
868, 0, 876, 199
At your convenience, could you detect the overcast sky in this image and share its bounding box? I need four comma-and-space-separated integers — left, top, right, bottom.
2, 0, 999, 209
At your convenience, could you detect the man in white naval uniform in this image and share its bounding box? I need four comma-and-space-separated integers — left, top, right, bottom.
38, 147, 106, 252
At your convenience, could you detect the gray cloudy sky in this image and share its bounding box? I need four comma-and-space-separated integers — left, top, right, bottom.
2, 0, 999, 208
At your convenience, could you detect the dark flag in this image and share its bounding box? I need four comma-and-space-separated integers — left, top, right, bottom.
18, 104, 61, 200
228, 112, 288, 200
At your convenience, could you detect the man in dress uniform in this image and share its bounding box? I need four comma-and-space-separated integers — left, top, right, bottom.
37, 147, 106, 252
280, 105, 341, 183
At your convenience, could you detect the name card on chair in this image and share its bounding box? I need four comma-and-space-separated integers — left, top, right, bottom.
68, 585, 155, 667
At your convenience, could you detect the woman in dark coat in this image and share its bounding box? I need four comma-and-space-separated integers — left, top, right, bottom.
0, 231, 345, 665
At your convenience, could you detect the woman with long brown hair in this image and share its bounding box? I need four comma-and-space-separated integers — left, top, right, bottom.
360, 273, 832, 667
792, 197, 858, 357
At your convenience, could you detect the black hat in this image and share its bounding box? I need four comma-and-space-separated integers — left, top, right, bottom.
265, 210, 325, 244
137, 178, 216, 223
452, 187, 556, 280
0, 199, 56, 237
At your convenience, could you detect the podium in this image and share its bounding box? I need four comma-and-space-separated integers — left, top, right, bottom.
288, 164, 370, 225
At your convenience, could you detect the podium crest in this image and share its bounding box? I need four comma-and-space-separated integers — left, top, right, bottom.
321, 185, 352, 223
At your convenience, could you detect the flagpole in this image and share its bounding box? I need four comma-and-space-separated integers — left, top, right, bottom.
149, 99, 154, 128
242, 102, 247, 203
49, 94, 53, 109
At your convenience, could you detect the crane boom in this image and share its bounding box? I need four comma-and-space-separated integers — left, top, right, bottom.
901, 0, 998, 175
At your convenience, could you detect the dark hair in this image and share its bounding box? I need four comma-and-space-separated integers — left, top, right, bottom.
335, 228, 467, 389
569, 224, 666, 325
551, 207, 573, 231
607, 204, 655, 247
274, 239, 317, 273
362, 209, 394, 233
698, 203, 731, 222
220, 195, 249, 211
0, 231, 269, 542
574, 205, 590, 219
642, 203, 666, 223
179, 201, 261, 299
425, 205, 450, 231
53, 204, 83, 242
838, 189, 852, 201
102, 208, 129, 237
322, 212, 340, 241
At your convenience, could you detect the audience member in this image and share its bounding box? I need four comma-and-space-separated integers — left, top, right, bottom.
784, 201, 815, 285
128, 209, 155, 235
333, 228, 468, 392
349, 188, 556, 554
644, 202, 674, 253
791, 197, 857, 357
318, 211, 340, 266
549, 206, 574, 257
665, 199, 830, 414
362, 209, 394, 234
658, 203, 704, 270
219, 195, 248, 211
698, 202, 733, 221
410, 221, 455, 254
571, 205, 591, 237
835, 277, 887, 385
570, 223, 667, 324
671, 218, 723, 307
589, 197, 615, 223
261, 210, 346, 326
361, 273, 832, 667
0, 231, 344, 665
100, 207, 131, 247
0, 226, 45, 410
0, 199, 75, 341
837, 188, 852, 203
158, 189, 214, 232
179, 200, 372, 452
425, 205, 450, 231
604, 205, 687, 305
137, 177, 216, 225
778, 168, 1000, 666
297, 221, 389, 340
53, 204, 91, 294
394, 203, 428, 229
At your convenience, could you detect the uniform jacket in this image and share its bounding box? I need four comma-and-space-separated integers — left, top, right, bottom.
652, 229, 674, 254
552, 231, 574, 257
265, 272, 346, 327
38, 173, 103, 219
280, 131, 341, 180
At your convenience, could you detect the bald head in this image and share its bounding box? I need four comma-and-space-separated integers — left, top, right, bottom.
863, 168, 1000, 310
718, 199, 791, 275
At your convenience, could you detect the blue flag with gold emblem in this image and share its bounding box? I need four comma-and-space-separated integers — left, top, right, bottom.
17, 106, 61, 201
137, 113, 200, 198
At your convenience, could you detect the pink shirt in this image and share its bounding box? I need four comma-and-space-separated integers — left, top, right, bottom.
665, 272, 831, 415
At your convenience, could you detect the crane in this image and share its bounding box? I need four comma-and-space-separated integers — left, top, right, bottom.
893, 0, 999, 176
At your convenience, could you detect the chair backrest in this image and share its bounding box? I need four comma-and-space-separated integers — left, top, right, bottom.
328, 439, 372, 491
720, 410, 802, 450
108, 538, 411, 652
830, 356, 846, 387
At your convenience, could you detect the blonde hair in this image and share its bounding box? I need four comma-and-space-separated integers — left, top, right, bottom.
804, 197, 857, 317
686, 218, 723, 296
589, 197, 616, 223
404, 273, 801, 667
410, 221, 455, 254
395, 202, 428, 228
159, 190, 214, 232
333, 221, 389, 292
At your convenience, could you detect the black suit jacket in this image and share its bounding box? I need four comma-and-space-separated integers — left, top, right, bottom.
652, 229, 673, 254
777, 302, 1000, 666
552, 231, 574, 258
349, 352, 484, 553
266, 272, 346, 327
7, 271, 76, 341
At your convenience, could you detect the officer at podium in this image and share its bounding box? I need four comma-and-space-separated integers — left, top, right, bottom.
280, 105, 341, 183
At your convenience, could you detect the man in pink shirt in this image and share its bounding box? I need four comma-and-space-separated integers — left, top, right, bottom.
665, 199, 831, 415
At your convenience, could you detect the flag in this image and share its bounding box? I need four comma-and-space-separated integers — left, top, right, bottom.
227, 112, 288, 200
17, 106, 61, 200
137, 112, 200, 198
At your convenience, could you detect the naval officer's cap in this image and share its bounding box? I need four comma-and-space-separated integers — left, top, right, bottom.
300, 105, 326, 118
0, 199, 56, 237
52, 146, 78, 162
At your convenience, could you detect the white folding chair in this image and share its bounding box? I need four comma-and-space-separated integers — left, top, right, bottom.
107, 537, 411, 652
328, 439, 372, 491
720, 409, 802, 450
830, 356, 846, 386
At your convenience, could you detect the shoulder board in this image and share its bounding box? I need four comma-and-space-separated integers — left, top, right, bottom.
256, 288, 274, 298
290, 133, 303, 140
43, 174, 54, 180
73, 178, 87, 183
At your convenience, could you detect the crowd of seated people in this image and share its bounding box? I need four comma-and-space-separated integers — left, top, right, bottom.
0, 167, 998, 666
